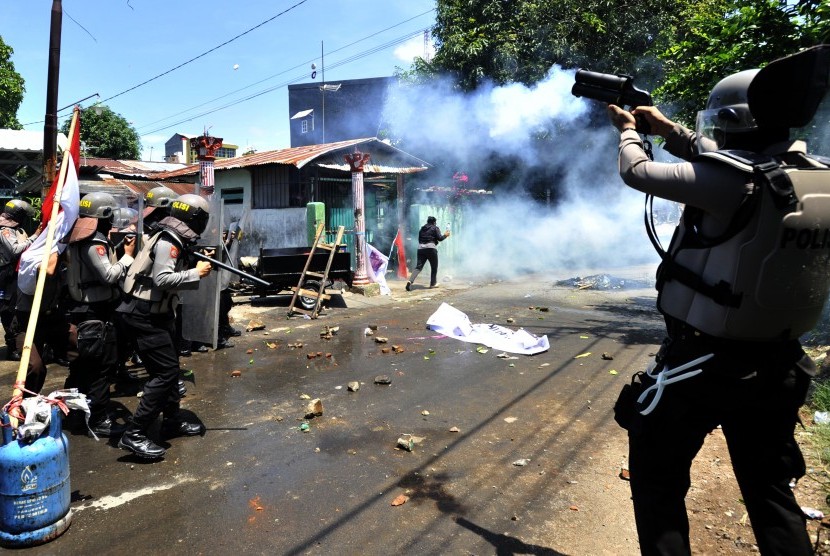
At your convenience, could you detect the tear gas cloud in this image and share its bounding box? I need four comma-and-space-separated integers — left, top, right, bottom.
383, 66, 677, 281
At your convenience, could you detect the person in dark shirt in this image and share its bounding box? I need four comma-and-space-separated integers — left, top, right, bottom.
405, 216, 450, 291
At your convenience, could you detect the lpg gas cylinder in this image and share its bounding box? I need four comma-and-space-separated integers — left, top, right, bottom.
0, 405, 71, 547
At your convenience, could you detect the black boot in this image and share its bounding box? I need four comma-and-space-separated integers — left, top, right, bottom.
161, 416, 205, 438
177, 380, 187, 397
88, 415, 127, 438
118, 427, 166, 459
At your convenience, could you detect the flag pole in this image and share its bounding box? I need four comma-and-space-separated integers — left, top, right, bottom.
10, 106, 79, 424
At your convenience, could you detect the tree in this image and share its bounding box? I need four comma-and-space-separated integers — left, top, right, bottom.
62, 105, 141, 160
425, 0, 684, 91
0, 36, 25, 130
654, 0, 822, 127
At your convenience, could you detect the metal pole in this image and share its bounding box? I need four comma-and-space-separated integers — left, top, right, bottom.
42, 0, 62, 199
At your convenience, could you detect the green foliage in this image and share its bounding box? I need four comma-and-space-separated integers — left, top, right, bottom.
61, 105, 141, 160
0, 36, 25, 130
812, 379, 830, 413
654, 0, 828, 127
424, 0, 684, 91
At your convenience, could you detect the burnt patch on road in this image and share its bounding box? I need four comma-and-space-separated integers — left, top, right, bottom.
397, 470, 466, 514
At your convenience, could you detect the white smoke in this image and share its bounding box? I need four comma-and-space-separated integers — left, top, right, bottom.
383, 66, 673, 281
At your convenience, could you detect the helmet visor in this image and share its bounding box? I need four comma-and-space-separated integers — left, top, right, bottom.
695, 105, 757, 154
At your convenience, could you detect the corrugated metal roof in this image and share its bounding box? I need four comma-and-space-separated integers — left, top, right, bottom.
154, 137, 430, 179
78, 178, 194, 200
81, 157, 187, 176
0, 129, 69, 151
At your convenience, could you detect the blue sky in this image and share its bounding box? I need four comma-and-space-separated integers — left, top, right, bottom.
4, 1, 437, 160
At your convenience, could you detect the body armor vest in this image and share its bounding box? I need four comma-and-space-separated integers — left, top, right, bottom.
656, 150, 830, 340
65, 232, 119, 304
122, 229, 186, 314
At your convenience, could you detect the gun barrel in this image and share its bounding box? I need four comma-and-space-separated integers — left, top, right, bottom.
192, 251, 271, 287
575, 69, 631, 91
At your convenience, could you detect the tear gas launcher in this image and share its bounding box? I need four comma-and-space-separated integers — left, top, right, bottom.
190, 250, 272, 288
571, 69, 653, 134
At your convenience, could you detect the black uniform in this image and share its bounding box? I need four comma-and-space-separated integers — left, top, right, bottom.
407, 221, 448, 289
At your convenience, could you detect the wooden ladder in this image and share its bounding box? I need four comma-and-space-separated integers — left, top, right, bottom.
287, 224, 345, 318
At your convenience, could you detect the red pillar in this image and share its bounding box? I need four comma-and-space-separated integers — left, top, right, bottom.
344, 150, 371, 285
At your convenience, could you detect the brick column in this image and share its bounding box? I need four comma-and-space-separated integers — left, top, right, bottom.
344, 150, 371, 285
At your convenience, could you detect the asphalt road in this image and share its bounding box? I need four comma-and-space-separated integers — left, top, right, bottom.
3, 267, 665, 555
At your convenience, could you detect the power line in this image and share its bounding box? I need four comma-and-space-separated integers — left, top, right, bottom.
138, 27, 429, 137
134, 8, 436, 133
100, 0, 310, 105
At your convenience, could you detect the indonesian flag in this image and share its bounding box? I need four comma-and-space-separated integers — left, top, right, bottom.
17, 109, 81, 295
393, 228, 408, 278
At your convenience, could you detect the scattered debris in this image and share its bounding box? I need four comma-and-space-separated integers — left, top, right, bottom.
397, 436, 414, 452
512, 458, 531, 467
299, 394, 311, 400
374, 375, 392, 385
246, 319, 266, 332
574, 352, 591, 359
364, 328, 375, 336
449, 426, 460, 433
287, 342, 304, 349
374, 337, 389, 344
538, 363, 550, 368
506, 318, 515, 324
299, 422, 310, 432
569, 505, 579, 511
601, 352, 614, 360
347, 381, 360, 392
320, 326, 339, 339
504, 417, 518, 424
421, 410, 430, 416
381, 347, 391, 354
265, 342, 278, 349
307, 352, 318, 359
391, 494, 409, 507
528, 306, 549, 312
246, 349, 254, 354
609, 370, 618, 375
367, 324, 379, 331
305, 398, 323, 418
231, 370, 242, 378
619, 467, 631, 481
392, 345, 405, 353
476, 346, 489, 354
557, 274, 654, 291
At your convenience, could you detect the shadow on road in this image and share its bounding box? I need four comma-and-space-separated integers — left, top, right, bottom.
454, 516, 568, 556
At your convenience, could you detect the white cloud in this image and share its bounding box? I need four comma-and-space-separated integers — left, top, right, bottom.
393, 35, 434, 63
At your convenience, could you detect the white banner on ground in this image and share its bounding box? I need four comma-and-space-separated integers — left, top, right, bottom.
366, 242, 391, 295
426, 302, 549, 355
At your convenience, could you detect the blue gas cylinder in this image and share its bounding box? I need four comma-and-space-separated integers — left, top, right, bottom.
0, 405, 71, 547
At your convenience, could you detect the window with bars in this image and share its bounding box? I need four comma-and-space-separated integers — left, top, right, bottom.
251, 165, 308, 208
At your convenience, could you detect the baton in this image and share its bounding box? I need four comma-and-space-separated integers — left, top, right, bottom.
191, 250, 271, 288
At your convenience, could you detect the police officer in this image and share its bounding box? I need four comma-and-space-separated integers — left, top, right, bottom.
116, 193, 212, 459
64, 192, 135, 437
0, 199, 39, 360
607, 49, 828, 555
142, 185, 177, 233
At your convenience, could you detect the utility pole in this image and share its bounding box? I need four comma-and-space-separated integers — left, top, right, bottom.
42, 0, 62, 199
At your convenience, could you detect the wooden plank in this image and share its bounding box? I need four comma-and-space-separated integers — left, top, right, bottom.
290, 287, 331, 300
305, 271, 325, 279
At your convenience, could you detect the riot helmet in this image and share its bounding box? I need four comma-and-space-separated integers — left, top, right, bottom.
112, 207, 138, 230
170, 193, 210, 235
144, 186, 177, 208
695, 70, 760, 153
79, 192, 118, 219
0, 199, 36, 228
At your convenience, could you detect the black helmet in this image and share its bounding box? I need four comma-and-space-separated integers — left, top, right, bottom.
0, 199, 35, 226
144, 186, 177, 208
695, 69, 759, 153
170, 194, 210, 235
79, 192, 118, 219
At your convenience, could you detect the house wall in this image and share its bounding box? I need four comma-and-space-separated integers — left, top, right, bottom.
216, 169, 307, 257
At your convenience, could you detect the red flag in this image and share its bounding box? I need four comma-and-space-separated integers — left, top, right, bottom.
394, 228, 408, 278
41, 110, 81, 228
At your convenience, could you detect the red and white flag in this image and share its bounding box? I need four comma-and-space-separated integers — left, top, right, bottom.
18, 109, 81, 295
